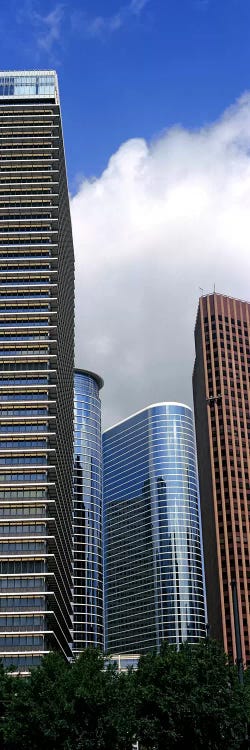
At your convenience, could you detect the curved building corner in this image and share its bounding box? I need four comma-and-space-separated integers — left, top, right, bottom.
73, 369, 104, 656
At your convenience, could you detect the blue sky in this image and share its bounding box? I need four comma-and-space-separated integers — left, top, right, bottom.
1, 0, 250, 190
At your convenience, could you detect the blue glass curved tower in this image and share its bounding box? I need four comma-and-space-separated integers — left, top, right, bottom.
103, 403, 206, 654
73, 369, 104, 656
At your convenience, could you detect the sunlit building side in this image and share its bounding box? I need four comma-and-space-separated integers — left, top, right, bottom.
103, 403, 206, 654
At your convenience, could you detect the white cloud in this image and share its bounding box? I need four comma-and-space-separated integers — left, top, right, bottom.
72, 0, 150, 38
71, 93, 250, 429
129, 0, 149, 14
17, 1, 65, 58
36, 5, 65, 53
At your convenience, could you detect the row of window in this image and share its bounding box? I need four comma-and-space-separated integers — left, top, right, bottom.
0, 523, 46, 535
0, 614, 44, 627
0, 392, 48, 399
0, 577, 45, 590
0, 635, 44, 646
104, 424, 195, 451
0, 362, 49, 370
0, 506, 46, 517
0, 304, 50, 311
0, 180, 53, 187
0, 377, 49, 383
0, 225, 53, 233
0, 202, 53, 208
0, 541, 46, 551
0, 458, 47, 468
0, 294, 50, 300
1, 163, 54, 172
0, 188, 52, 195
74, 614, 103, 624
0, 440, 47, 449
0, 472, 47, 481
104, 481, 199, 500
0, 489, 47, 498
0, 409, 48, 416
0, 560, 46, 573
0, 278, 52, 285
0, 425, 48, 433
0, 321, 50, 328
0, 142, 55, 150
2, 654, 42, 667
0, 596, 45, 608
0, 162, 53, 170
0, 214, 52, 220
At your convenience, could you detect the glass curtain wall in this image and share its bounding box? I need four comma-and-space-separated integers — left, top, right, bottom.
103, 403, 206, 654
0, 70, 74, 671
73, 369, 103, 656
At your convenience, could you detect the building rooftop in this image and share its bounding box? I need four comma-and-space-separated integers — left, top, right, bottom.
74, 368, 104, 391
103, 401, 192, 433
0, 70, 59, 103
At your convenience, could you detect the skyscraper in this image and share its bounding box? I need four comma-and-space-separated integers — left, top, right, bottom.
0, 71, 74, 671
103, 403, 206, 654
73, 369, 103, 656
193, 293, 250, 667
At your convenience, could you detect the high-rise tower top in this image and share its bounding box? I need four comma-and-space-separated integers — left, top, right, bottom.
0, 70, 59, 103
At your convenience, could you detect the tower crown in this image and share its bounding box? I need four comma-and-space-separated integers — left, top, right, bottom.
0, 70, 59, 102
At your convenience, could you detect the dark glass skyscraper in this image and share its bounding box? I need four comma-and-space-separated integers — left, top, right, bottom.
0, 71, 74, 671
73, 369, 103, 656
103, 403, 206, 654
193, 293, 250, 667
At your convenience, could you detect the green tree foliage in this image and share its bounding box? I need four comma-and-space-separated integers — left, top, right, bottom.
135, 639, 248, 750
2, 652, 70, 750
0, 640, 249, 750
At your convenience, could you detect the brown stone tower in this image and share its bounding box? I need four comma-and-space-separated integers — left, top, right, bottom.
193, 293, 250, 667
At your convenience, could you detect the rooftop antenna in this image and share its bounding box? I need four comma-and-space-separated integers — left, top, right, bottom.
213, 283, 216, 293
199, 287, 204, 296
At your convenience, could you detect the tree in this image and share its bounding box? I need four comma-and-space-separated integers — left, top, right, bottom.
134, 639, 248, 750
1, 641, 249, 750
0, 660, 15, 749
65, 647, 119, 750
3, 652, 70, 750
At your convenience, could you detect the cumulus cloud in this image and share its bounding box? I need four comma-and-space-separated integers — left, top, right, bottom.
71, 93, 250, 430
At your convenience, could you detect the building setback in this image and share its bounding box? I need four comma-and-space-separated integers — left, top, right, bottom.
103, 403, 206, 654
73, 369, 103, 656
193, 293, 250, 667
0, 71, 74, 671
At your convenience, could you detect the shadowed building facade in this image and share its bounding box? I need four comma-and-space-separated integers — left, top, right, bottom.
193, 293, 250, 667
0, 71, 74, 671
73, 369, 103, 656
103, 403, 206, 654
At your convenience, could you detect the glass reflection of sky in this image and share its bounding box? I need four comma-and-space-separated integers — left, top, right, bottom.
73, 372, 103, 655
0, 73, 57, 100
103, 404, 206, 654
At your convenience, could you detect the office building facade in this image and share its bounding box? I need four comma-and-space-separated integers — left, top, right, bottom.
0, 71, 74, 670
193, 293, 250, 667
103, 403, 206, 654
73, 369, 103, 656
